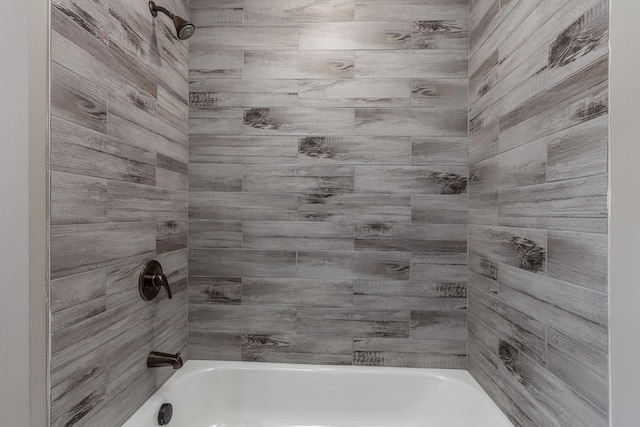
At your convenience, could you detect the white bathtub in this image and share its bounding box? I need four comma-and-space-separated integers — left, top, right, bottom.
123, 361, 514, 427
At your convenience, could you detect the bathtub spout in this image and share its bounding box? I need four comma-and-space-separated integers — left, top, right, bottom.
147, 351, 183, 369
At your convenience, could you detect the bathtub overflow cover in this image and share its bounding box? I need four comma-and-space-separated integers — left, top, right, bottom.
158, 403, 173, 425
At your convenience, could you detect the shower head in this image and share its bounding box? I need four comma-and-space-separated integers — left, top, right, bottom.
149, 1, 195, 40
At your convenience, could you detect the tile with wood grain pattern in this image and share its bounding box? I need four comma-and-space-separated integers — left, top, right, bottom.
300, 22, 411, 50
243, 334, 353, 365
190, 248, 298, 278
354, 338, 466, 368
244, 107, 356, 136
355, 223, 467, 253
190, 135, 298, 164
243, 221, 354, 251
354, 279, 466, 310
298, 136, 412, 164
190, 192, 298, 221
243, 278, 353, 307
190, 305, 298, 335
355, 166, 469, 194
298, 193, 412, 223
244, 0, 355, 24
297, 307, 410, 338
243, 165, 354, 194
245, 51, 355, 79
298, 79, 411, 108
298, 251, 410, 280
355, 50, 467, 79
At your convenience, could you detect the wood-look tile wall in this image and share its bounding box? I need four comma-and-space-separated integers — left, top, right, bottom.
49, 0, 189, 425
187, 0, 470, 368
467, 0, 609, 426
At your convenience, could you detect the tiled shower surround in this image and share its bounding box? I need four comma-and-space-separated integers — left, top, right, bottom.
47, 0, 612, 426
467, 0, 609, 426
49, 0, 189, 425
186, 0, 471, 366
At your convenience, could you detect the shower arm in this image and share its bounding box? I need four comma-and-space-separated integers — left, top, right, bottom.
149, 2, 174, 19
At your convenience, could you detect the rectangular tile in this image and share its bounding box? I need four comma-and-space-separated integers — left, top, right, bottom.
298, 79, 411, 108
469, 225, 547, 274
354, 279, 466, 310
107, 181, 187, 222
189, 163, 243, 192
190, 79, 299, 109
547, 115, 608, 182
243, 278, 353, 307
190, 26, 299, 51
188, 220, 242, 249
188, 277, 242, 305
298, 193, 412, 223
50, 222, 156, 279
190, 135, 298, 164
298, 251, 410, 280
189, 331, 241, 361
355, 166, 469, 194
499, 175, 608, 234
189, 51, 244, 80
547, 231, 608, 293
410, 253, 468, 282
300, 22, 411, 50
51, 62, 107, 133
355, 108, 467, 136
244, 108, 355, 136
50, 269, 107, 314
356, 50, 468, 79
411, 79, 468, 108
298, 136, 412, 164
190, 3, 244, 27
354, 338, 466, 368
156, 220, 188, 254
51, 171, 108, 225
411, 137, 468, 165
410, 310, 467, 340
298, 307, 410, 338
242, 334, 353, 365
190, 192, 298, 221
157, 154, 188, 191
243, 165, 354, 193
190, 248, 297, 278
190, 305, 297, 335
412, 20, 468, 50
243, 221, 354, 250
411, 194, 468, 224
245, 51, 355, 79
355, 223, 467, 253
355, 3, 468, 21
50, 118, 156, 185
244, 0, 355, 23
189, 108, 244, 136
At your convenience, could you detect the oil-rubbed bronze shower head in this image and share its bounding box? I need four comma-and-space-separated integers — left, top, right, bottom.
149, 1, 195, 40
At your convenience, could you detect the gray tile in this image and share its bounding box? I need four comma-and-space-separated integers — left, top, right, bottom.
298, 307, 410, 338
355, 50, 468, 79
243, 278, 353, 307
244, 108, 355, 136
298, 193, 412, 223
354, 223, 467, 253
354, 279, 466, 310
190, 192, 298, 221
355, 3, 468, 21
190, 79, 299, 108
243, 221, 354, 250
411, 137, 468, 165
242, 334, 353, 365
189, 51, 244, 80
190, 305, 298, 335
188, 277, 242, 305
51, 171, 108, 225
190, 248, 297, 278
190, 26, 299, 51
297, 136, 412, 165
412, 194, 468, 224
411, 79, 468, 108
188, 220, 242, 249
355, 108, 467, 136
245, 51, 355, 79
353, 338, 466, 368
300, 22, 411, 50
190, 135, 298, 164
244, 0, 355, 23
410, 310, 467, 340
243, 165, 354, 194
355, 166, 469, 194
298, 251, 410, 280
299, 79, 411, 108
189, 163, 243, 192
412, 20, 469, 50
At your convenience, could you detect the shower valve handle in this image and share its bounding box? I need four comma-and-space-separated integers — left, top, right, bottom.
153, 273, 172, 299
139, 260, 173, 301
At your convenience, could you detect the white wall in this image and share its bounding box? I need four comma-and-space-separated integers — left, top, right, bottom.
610, 1, 640, 426
0, 0, 32, 425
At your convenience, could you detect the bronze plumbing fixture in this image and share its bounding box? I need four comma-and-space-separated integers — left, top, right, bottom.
148, 1, 195, 40
139, 260, 173, 300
